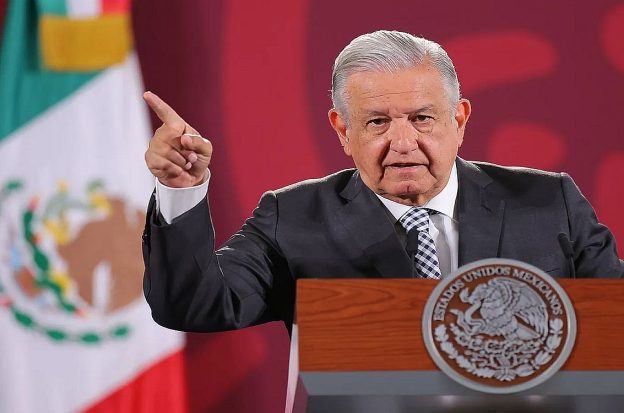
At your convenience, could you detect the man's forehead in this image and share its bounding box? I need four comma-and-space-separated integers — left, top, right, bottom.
357, 103, 438, 116
347, 63, 442, 87
359, 88, 428, 100
349, 75, 431, 97
345, 66, 447, 110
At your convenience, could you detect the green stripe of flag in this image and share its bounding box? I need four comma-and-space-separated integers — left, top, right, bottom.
0, 0, 99, 142
36, 0, 67, 16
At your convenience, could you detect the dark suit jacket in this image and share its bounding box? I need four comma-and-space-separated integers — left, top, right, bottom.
142, 158, 624, 333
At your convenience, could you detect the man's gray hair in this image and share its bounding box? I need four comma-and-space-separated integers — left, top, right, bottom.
331, 30, 461, 120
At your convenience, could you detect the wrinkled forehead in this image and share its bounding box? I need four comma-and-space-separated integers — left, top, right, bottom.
345, 66, 449, 115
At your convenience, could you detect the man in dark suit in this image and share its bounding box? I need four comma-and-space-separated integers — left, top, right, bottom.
142, 30, 623, 334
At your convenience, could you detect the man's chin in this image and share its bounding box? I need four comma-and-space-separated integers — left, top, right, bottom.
380, 180, 434, 201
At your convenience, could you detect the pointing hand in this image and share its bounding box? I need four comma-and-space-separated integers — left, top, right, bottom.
143, 91, 213, 188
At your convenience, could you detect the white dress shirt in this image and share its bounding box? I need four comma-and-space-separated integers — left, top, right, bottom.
155, 165, 459, 276
374, 163, 459, 277
155, 171, 211, 224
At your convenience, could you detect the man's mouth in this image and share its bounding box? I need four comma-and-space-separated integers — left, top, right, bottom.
386, 162, 424, 168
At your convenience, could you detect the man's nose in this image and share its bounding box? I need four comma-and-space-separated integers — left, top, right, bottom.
388, 120, 419, 153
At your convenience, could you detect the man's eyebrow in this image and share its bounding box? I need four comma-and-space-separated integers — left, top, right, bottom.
361, 110, 389, 117
361, 105, 438, 116
414, 104, 436, 112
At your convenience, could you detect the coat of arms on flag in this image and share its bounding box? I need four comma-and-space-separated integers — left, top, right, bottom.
0, 179, 145, 344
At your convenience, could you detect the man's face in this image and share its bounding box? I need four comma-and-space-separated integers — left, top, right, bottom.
329, 64, 471, 205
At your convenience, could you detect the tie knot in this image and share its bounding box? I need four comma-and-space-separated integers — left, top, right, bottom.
399, 207, 435, 233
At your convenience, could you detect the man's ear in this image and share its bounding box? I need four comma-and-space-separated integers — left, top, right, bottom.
328, 108, 352, 156
454, 98, 471, 147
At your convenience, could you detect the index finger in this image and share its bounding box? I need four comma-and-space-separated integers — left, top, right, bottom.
143, 91, 184, 126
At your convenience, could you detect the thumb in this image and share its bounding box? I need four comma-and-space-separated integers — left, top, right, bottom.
181, 133, 213, 158
180, 133, 213, 177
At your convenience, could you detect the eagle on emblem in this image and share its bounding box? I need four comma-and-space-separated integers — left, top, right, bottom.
451, 278, 549, 341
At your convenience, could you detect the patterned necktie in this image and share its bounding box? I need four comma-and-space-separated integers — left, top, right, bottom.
399, 207, 442, 279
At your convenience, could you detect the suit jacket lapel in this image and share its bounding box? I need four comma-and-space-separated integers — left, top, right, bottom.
456, 158, 505, 266
336, 171, 413, 278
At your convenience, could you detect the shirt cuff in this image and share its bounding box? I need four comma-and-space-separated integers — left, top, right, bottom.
155, 170, 211, 224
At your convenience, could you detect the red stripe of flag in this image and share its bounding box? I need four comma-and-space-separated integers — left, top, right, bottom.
101, 0, 129, 14
82, 350, 188, 413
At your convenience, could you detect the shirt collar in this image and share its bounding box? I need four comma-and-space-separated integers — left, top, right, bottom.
374, 162, 458, 222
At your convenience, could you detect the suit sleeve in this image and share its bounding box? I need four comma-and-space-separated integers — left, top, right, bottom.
142, 190, 289, 332
561, 173, 624, 278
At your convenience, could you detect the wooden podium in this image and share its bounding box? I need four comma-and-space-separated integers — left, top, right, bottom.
293, 279, 624, 413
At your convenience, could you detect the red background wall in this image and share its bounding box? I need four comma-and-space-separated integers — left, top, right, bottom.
2, 1, 623, 411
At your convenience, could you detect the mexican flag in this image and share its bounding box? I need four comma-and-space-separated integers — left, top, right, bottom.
0, 1, 186, 412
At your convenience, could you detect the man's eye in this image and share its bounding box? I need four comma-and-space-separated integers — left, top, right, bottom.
366, 118, 387, 126
413, 115, 433, 123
